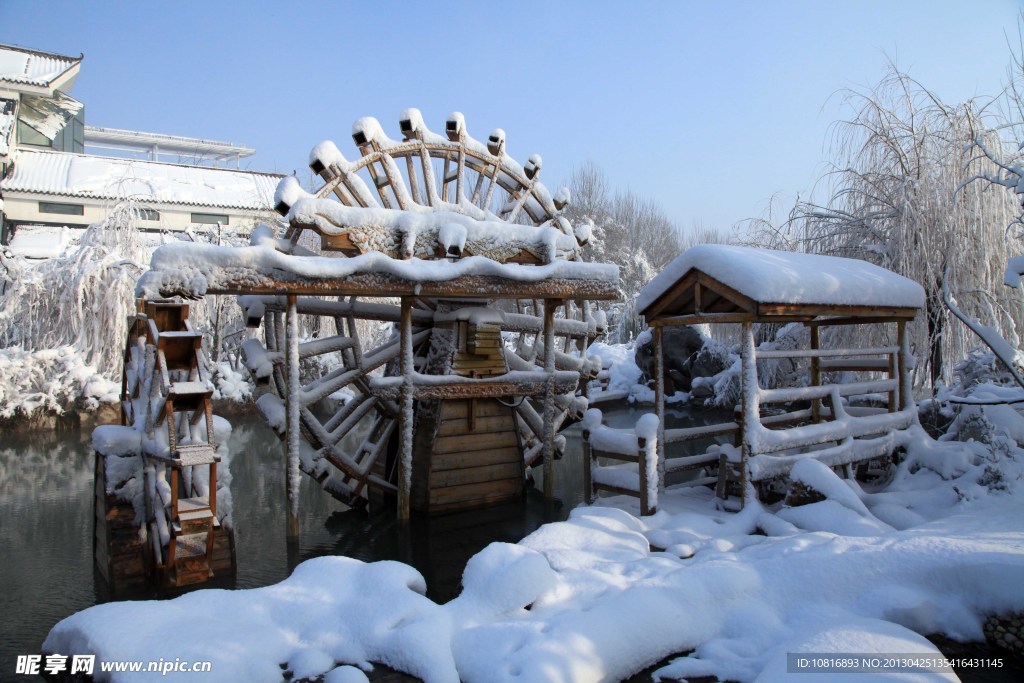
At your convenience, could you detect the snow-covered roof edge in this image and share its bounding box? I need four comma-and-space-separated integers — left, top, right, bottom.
0, 43, 82, 91
1, 149, 284, 211
638, 244, 926, 316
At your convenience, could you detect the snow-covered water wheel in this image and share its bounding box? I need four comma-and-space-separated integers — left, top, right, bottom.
232, 109, 615, 515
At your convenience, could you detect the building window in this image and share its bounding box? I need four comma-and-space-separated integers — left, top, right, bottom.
191, 212, 229, 225
138, 208, 159, 221
39, 201, 84, 216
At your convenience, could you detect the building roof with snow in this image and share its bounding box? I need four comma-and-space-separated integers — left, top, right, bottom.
1, 42, 280, 248
2, 149, 280, 211
0, 43, 82, 94
638, 244, 925, 321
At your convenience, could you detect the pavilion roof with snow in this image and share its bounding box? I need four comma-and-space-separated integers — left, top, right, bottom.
638, 244, 925, 324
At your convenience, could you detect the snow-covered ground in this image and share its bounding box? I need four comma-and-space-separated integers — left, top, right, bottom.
44, 374, 1024, 682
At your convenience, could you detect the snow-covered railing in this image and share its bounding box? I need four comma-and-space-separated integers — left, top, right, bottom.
745, 430, 904, 482
755, 346, 899, 359
713, 332, 917, 504
582, 409, 659, 515
755, 344, 900, 418
758, 378, 898, 405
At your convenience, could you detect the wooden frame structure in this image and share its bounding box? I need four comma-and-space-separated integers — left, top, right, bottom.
98, 300, 233, 590
581, 245, 925, 511
138, 110, 619, 525
626, 246, 923, 510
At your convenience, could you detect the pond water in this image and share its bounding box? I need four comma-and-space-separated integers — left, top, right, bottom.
0, 402, 689, 678
2, 404, 1015, 682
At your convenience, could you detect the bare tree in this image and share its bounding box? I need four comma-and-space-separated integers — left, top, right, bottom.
561, 162, 685, 341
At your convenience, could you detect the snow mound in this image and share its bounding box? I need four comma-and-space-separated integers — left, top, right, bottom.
45, 557, 458, 683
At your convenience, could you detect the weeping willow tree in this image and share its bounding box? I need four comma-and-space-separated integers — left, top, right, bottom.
0, 201, 148, 373
747, 68, 1023, 392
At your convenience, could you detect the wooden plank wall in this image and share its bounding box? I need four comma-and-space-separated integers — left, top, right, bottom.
426, 398, 524, 513
93, 452, 148, 592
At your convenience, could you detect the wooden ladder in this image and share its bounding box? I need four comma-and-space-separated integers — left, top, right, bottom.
156, 443, 219, 586
143, 300, 222, 587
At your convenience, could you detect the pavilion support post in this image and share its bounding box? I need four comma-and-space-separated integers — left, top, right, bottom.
398, 297, 413, 521
809, 324, 821, 422
897, 320, 912, 411
888, 323, 899, 413
285, 295, 301, 539
738, 321, 759, 508
653, 323, 666, 492
543, 299, 560, 500
638, 435, 653, 516
582, 426, 594, 504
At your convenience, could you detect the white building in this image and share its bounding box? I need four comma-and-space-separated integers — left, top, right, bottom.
0, 43, 282, 258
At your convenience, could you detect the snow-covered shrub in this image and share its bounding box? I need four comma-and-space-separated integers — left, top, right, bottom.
697, 326, 808, 409
951, 346, 1023, 392
212, 361, 253, 402
0, 346, 119, 418
755, 322, 809, 390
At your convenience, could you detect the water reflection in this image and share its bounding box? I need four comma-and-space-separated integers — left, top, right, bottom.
0, 401, 716, 675
0, 430, 96, 677
229, 417, 577, 602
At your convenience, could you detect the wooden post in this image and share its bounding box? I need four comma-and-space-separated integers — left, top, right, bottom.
897, 320, 912, 411
170, 467, 180, 519
398, 297, 413, 521
582, 427, 593, 504
654, 323, 666, 492
738, 321, 759, 508
207, 460, 218, 516
637, 436, 652, 516
888, 329, 898, 413
543, 299, 559, 500
285, 295, 301, 539
809, 324, 821, 422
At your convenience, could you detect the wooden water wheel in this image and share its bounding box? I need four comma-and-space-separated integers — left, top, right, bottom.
241, 110, 618, 515
135, 109, 619, 518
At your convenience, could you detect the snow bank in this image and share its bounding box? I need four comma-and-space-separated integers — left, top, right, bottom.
45, 557, 458, 683
749, 617, 958, 682
45, 376, 1024, 682
47, 473, 1024, 682
0, 346, 119, 418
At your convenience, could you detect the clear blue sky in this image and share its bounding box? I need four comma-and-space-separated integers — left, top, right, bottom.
2, 0, 1021, 235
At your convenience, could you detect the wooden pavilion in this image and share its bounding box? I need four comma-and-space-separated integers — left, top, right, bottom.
592, 245, 925, 511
